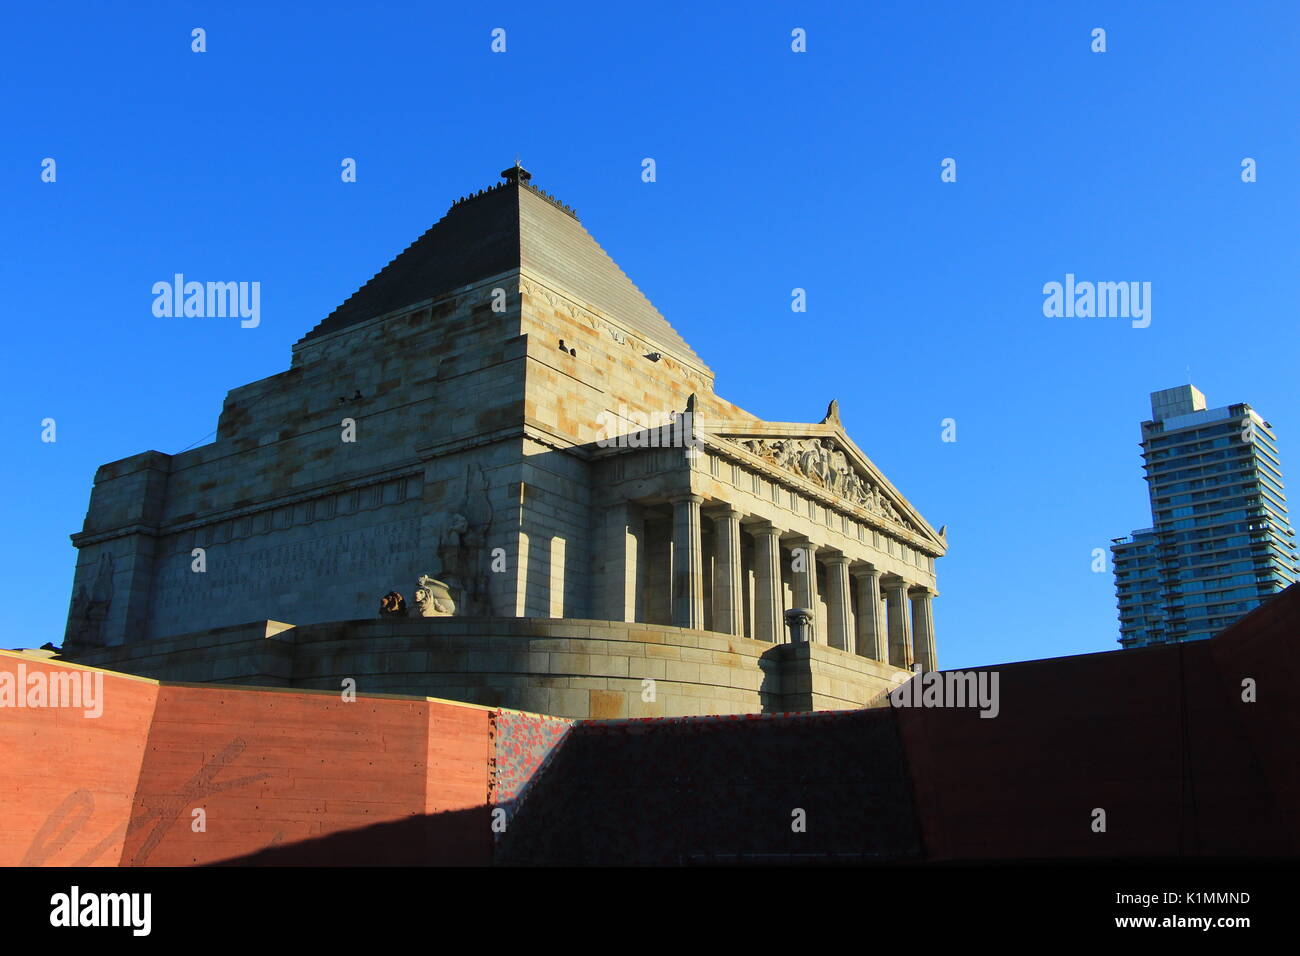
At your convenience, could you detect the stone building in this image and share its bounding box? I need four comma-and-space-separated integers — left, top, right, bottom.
63, 165, 947, 718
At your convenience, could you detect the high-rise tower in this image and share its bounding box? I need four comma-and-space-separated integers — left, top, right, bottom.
1112, 385, 1298, 648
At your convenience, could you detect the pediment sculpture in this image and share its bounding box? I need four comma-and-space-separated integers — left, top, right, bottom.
727, 436, 915, 531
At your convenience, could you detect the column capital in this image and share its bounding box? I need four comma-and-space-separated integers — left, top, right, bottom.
749, 520, 783, 538
823, 550, 851, 567
908, 584, 935, 598
786, 533, 818, 553
668, 493, 704, 506
705, 503, 743, 519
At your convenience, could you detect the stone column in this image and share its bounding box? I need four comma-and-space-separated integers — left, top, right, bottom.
548, 537, 567, 619
512, 531, 531, 617
824, 553, 852, 651
711, 507, 744, 635
594, 501, 643, 622
854, 566, 887, 662
790, 535, 819, 642
670, 494, 704, 629
910, 587, 937, 672
884, 578, 913, 670
752, 522, 783, 642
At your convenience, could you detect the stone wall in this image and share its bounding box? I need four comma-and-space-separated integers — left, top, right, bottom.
69, 617, 911, 719
67, 273, 537, 648
64, 265, 747, 650
781, 641, 906, 711
64, 188, 943, 657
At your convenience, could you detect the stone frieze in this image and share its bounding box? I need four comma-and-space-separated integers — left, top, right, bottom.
724, 436, 917, 533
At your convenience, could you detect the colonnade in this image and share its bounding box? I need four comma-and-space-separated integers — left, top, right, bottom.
665, 494, 936, 670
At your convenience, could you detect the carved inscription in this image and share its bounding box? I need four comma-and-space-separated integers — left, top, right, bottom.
154, 519, 421, 610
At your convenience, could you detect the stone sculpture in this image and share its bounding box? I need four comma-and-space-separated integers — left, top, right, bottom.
426, 463, 497, 616
728, 436, 916, 532
63, 553, 114, 654
379, 591, 407, 617
412, 575, 456, 617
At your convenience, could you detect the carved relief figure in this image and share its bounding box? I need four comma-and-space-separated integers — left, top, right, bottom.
827, 445, 851, 494
426, 464, 498, 616
64, 552, 114, 654
433, 512, 470, 577
727, 436, 917, 533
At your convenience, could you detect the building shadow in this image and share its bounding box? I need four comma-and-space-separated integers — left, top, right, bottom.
206, 806, 493, 866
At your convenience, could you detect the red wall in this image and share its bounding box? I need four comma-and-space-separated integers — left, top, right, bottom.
897, 585, 1300, 860
4, 584, 1296, 865
0, 656, 495, 866
2, 658, 156, 866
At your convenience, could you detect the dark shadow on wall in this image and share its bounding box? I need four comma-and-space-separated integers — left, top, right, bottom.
495, 709, 924, 866
206, 805, 494, 866
895, 583, 1300, 861
758, 643, 790, 714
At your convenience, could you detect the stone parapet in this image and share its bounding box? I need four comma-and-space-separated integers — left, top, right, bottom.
70, 617, 911, 719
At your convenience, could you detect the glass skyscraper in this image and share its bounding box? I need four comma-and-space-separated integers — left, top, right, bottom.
1112, 385, 1298, 648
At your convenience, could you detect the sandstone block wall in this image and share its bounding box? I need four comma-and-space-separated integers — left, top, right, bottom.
68, 274, 539, 646
70, 617, 911, 719
65, 264, 741, 650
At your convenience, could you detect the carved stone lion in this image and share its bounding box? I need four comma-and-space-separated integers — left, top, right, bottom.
412, 574, 456, 617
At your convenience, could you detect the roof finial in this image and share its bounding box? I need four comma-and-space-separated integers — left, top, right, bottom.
501, 160, 532, 185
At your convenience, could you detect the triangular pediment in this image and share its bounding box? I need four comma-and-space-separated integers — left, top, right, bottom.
704, 419, 946, 552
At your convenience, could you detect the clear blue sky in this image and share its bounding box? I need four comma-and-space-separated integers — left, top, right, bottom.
3, 1, 1296, 667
